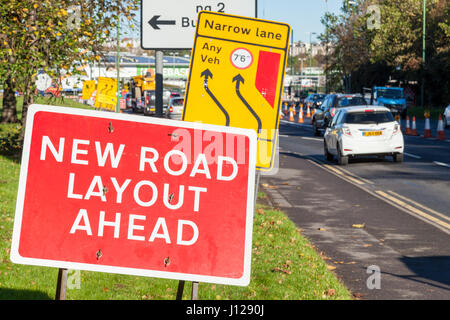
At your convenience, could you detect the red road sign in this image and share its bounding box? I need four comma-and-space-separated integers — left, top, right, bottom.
11, 105, 257, 286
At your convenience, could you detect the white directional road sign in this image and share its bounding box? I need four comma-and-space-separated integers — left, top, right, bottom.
141, 0, 257, 49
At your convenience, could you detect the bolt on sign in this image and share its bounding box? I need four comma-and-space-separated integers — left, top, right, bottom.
11, 105, 257, 286
182, 11, 291, 173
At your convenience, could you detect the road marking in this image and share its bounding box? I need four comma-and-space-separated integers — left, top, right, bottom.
301, 137, 322, 141
322, 164, 365, 185
337, 166, 374, 185
433, 161, 450, 168
386, 190, 450, 223
375, 190, 450, 231
279, 134, 290, 138
404, 152, 422, 159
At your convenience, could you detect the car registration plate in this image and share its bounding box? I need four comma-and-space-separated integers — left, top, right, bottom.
363, 131, 382, 136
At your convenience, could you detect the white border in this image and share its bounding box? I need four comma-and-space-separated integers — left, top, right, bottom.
10, 104, 257, 286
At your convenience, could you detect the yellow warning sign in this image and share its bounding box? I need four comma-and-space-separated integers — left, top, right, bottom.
183, 11, 290, 172
82, 80, 96, 100
95, 77, 117, 110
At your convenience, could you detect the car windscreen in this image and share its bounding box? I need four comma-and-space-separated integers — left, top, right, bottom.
336, 96, 367, 107
344, 111, 394, 124
377, 89, 404, 99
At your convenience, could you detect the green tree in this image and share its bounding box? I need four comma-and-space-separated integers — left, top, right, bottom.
322, 0, 449, 104
0, 0, 139, 125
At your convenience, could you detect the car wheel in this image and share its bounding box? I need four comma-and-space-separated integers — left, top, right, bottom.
393, 153, 403, 163
324, 141, 333, 161
337, 144, 348, 166
313, 120, 320, 136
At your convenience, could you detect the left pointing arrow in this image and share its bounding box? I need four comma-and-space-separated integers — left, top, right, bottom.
148, 15, 176, 30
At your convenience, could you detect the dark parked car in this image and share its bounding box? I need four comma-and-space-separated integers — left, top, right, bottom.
304, 93, 326, 109
312, 93, 367, 136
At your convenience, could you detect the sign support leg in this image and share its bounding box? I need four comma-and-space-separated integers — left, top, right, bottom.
55, 268, 68, 300
155, 50, 164, 117
254, 171, 261, 208
191, 281, 199, 300
176, 280, 185, 300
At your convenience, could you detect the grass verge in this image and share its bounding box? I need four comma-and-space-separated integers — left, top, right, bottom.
0, 156, 351, 300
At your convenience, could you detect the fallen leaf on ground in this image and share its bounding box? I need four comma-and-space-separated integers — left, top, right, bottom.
352, 223, 365, 228
327, 289, 336, 296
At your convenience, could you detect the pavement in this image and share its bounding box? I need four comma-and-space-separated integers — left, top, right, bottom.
259, 151, 450, 300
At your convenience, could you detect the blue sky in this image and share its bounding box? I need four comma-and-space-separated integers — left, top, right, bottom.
258, 0, 343, 43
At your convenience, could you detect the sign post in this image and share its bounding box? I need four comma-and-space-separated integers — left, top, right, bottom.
11, 105, 257, 293
183, 11, 291, 173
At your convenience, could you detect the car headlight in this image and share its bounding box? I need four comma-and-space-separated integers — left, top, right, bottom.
393, 124, 400, 135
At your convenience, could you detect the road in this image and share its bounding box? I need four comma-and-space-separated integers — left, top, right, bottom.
260, 116, 450, 299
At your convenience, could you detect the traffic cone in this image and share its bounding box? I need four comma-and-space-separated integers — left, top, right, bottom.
291, 103, 296, 116
411, 116, 418, 136
404, 116, 411, 135
283, 102, 288, 115
298, 108, 304, 123
437, 114, 446, 140
289, 107, 294, 121
279, 108, 284, 120
424, 116, 432, 138
306, 105, 311, 118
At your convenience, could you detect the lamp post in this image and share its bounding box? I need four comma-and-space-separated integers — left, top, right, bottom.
421, 0, 426, 107
325, 0, 329, 93
115, 4, 120, 113
290, 29, 294, 75
308, 32, 316, 70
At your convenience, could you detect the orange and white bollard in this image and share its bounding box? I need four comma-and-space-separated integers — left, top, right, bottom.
404, 116, 411, 135
298, 108, 304, 123
437, 114, 446, 140
411, 116, 418, 136
424, 116, 432, 138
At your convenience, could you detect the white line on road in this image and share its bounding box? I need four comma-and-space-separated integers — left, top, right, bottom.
433, 161, 450, 168
279, 134, 290, 138
404, 152, 422, 159
301, 137, 322, 141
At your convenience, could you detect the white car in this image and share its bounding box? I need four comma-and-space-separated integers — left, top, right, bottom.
166, 97, 184, 120
444, 104, 450, 128
323, 106, 404, 165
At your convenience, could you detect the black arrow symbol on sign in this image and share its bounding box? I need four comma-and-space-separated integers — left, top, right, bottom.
148, 15, 176, 30
233, 74, 262, 133
201, 69, 230, 126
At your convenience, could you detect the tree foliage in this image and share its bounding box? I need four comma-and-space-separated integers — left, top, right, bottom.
0, 0, 139, 124
322, 0, 449, 106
